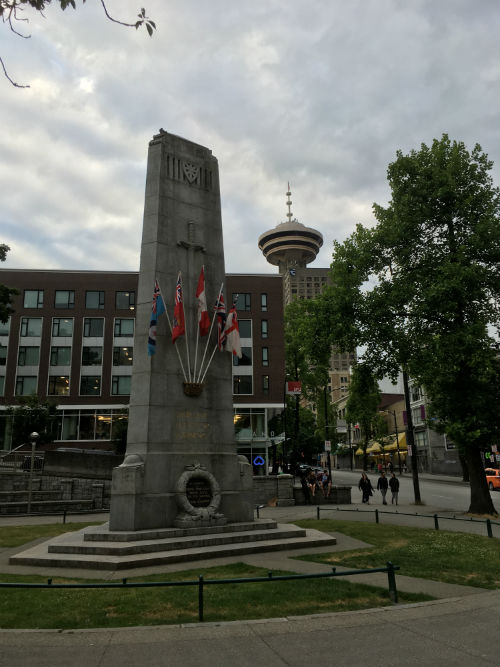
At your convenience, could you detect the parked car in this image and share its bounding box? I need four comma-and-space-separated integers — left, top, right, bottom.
485, 468, 500, 491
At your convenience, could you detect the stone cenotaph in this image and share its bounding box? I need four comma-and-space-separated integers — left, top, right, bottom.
109, 130, 254, 531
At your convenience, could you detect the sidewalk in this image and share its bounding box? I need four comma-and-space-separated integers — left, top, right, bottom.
0, 504, 498, 666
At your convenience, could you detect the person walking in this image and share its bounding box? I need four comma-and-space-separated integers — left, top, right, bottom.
377, 471, 389, 505
389, 472, 400, 505
358, 472, 373, 504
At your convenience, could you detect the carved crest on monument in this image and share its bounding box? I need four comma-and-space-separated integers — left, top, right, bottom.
174, 463, 226, 527
183, 161, 199, 184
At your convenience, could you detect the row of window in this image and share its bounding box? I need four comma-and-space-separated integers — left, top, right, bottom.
233, 375, 270, 395
4, 345, 133, 368
233, 293, 269, 312
7, 374, 131, 397
0, 317, 134, 339
23, 290, 136, 311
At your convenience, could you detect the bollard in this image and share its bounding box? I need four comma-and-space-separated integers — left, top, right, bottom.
198, 575, 204, 622
434, 514, 439, 530
122, 578, 127, 585
386, 561, 398, 604
317, 506, 320, 520
486, 519, 493, 538
62, 510, 67, 524
375, 509, 379, 524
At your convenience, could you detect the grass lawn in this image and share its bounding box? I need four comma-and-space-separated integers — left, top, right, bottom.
293, 519, 500, 590
0, 522, 436, 629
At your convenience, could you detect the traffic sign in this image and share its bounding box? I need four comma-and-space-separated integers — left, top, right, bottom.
324, 441, 331, 452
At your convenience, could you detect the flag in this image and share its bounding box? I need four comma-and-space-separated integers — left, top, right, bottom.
224, 301, 242, 358
172, 272, 185, 343
148, 279, 166, 356
215, 293, 226, 351
196, 266, 210, 337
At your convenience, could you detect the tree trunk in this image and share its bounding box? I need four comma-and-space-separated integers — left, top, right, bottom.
465, 445, 497, 515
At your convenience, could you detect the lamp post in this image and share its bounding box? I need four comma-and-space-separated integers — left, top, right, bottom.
26, 431, 39, 514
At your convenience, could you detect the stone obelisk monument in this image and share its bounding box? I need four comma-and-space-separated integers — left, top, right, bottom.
110, 130, 254, 531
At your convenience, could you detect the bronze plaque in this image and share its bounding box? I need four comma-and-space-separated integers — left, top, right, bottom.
185, 477, 212, 508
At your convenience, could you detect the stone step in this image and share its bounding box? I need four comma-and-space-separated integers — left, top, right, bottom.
83, 519, 277, 542
49, 525, 306, 557
10, 524, 337, 570
0, 490, 62, 502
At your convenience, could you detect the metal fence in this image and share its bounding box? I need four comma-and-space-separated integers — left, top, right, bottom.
0, 562, 400, 622
316, 506, 500, 538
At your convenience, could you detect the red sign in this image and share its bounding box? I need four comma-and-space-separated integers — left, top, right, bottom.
286, 381, 302, 395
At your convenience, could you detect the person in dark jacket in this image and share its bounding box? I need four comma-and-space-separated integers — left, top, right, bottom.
358, 472, 373, 504
377, 471, 389, 504
389, 472, 400, 505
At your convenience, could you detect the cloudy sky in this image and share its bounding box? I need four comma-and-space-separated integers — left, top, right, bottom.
1, 0, 498, 276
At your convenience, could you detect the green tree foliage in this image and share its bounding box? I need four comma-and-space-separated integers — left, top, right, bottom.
345, 363, 381, 471
322, 134, 500, 515
6, 394, 57, 447
1, 0, 156, 87
0, 244, 18, 323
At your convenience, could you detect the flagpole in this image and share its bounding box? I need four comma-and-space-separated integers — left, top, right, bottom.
157, 278, 188, 383
196, 281, 223, 383
200, 344, 218, 384
193, 265, 203, 385
179, 272, 192, 382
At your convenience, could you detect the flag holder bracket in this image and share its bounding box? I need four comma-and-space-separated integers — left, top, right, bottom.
183, 382, 204, 397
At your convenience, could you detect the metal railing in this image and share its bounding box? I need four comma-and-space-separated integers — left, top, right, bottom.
316, 506, 500, 538
0, 562, 400, 622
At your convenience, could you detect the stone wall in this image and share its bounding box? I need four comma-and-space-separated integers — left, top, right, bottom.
252, 474, 295, 507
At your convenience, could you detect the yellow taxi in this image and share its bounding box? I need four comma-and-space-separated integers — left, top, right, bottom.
485, 468, 500, 491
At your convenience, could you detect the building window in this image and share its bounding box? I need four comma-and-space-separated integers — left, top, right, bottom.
112, 375, 131, 395
20, 317, 42, 338
23, 290, 43, 309
80, 375, 102, 396
0, 317, 10, 336
86, 291, 105, 309
411, 385, 422, 402
233, 347, 252, 366
114, 318, 134, 337
84, 318, 104, 337
48, 375, 70, 396
262, 347, 269, 367
0, 345, 6, 366
15, 375, 37, 396
54, 290, 75, 309
18, 346, 40, 366
115, 291, 136, 311
50, 346, 72, 366
52, 318, 73, 337
261, 294, 268, 312
261, 320, 268, 338
239, 320, 251, 338
113, 346, 134, 366
233, 293, 251, 311
262, 375, 270, 394
233, 375, 253, 395
81, 346, 103, 366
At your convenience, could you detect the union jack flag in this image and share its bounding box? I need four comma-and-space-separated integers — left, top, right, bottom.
172, 272, 185, 343
215, 293, 226, 351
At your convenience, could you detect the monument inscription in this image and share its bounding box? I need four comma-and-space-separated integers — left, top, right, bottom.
185, 477, 212, 508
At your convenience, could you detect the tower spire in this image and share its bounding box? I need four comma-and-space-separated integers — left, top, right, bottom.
286, 182, 293, 223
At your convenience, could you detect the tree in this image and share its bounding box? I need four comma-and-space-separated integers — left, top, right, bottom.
0, 244, 18, 323
323, 134, 500, 515
345, 363, 381, 471
6, 394, 58, 447
1, 0, 156, 88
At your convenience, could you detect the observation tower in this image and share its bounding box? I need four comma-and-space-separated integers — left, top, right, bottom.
258, 184, 323, 275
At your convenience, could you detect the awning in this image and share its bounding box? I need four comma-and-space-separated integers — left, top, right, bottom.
384, 433, 407, 451
366, 443, 382, 454
355, 447, 364, 456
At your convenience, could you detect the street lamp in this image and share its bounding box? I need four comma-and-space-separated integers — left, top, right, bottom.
26, 431, 39, 514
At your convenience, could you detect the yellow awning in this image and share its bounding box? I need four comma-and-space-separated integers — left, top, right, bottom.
384, 433, 407, 451
355, 447, 364, 456
367, 443, 382, 454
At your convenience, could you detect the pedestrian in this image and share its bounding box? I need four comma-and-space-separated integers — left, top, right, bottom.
322, 469, 332, 498
307, 469, 317, 498
358, 472, 373, 504
377, 471, 389, 504
389, 472, 400, 505
388, 460, 394, 474
377, 462, 383, 474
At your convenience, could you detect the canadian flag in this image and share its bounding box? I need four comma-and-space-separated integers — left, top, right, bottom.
196, 266, 210, 337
